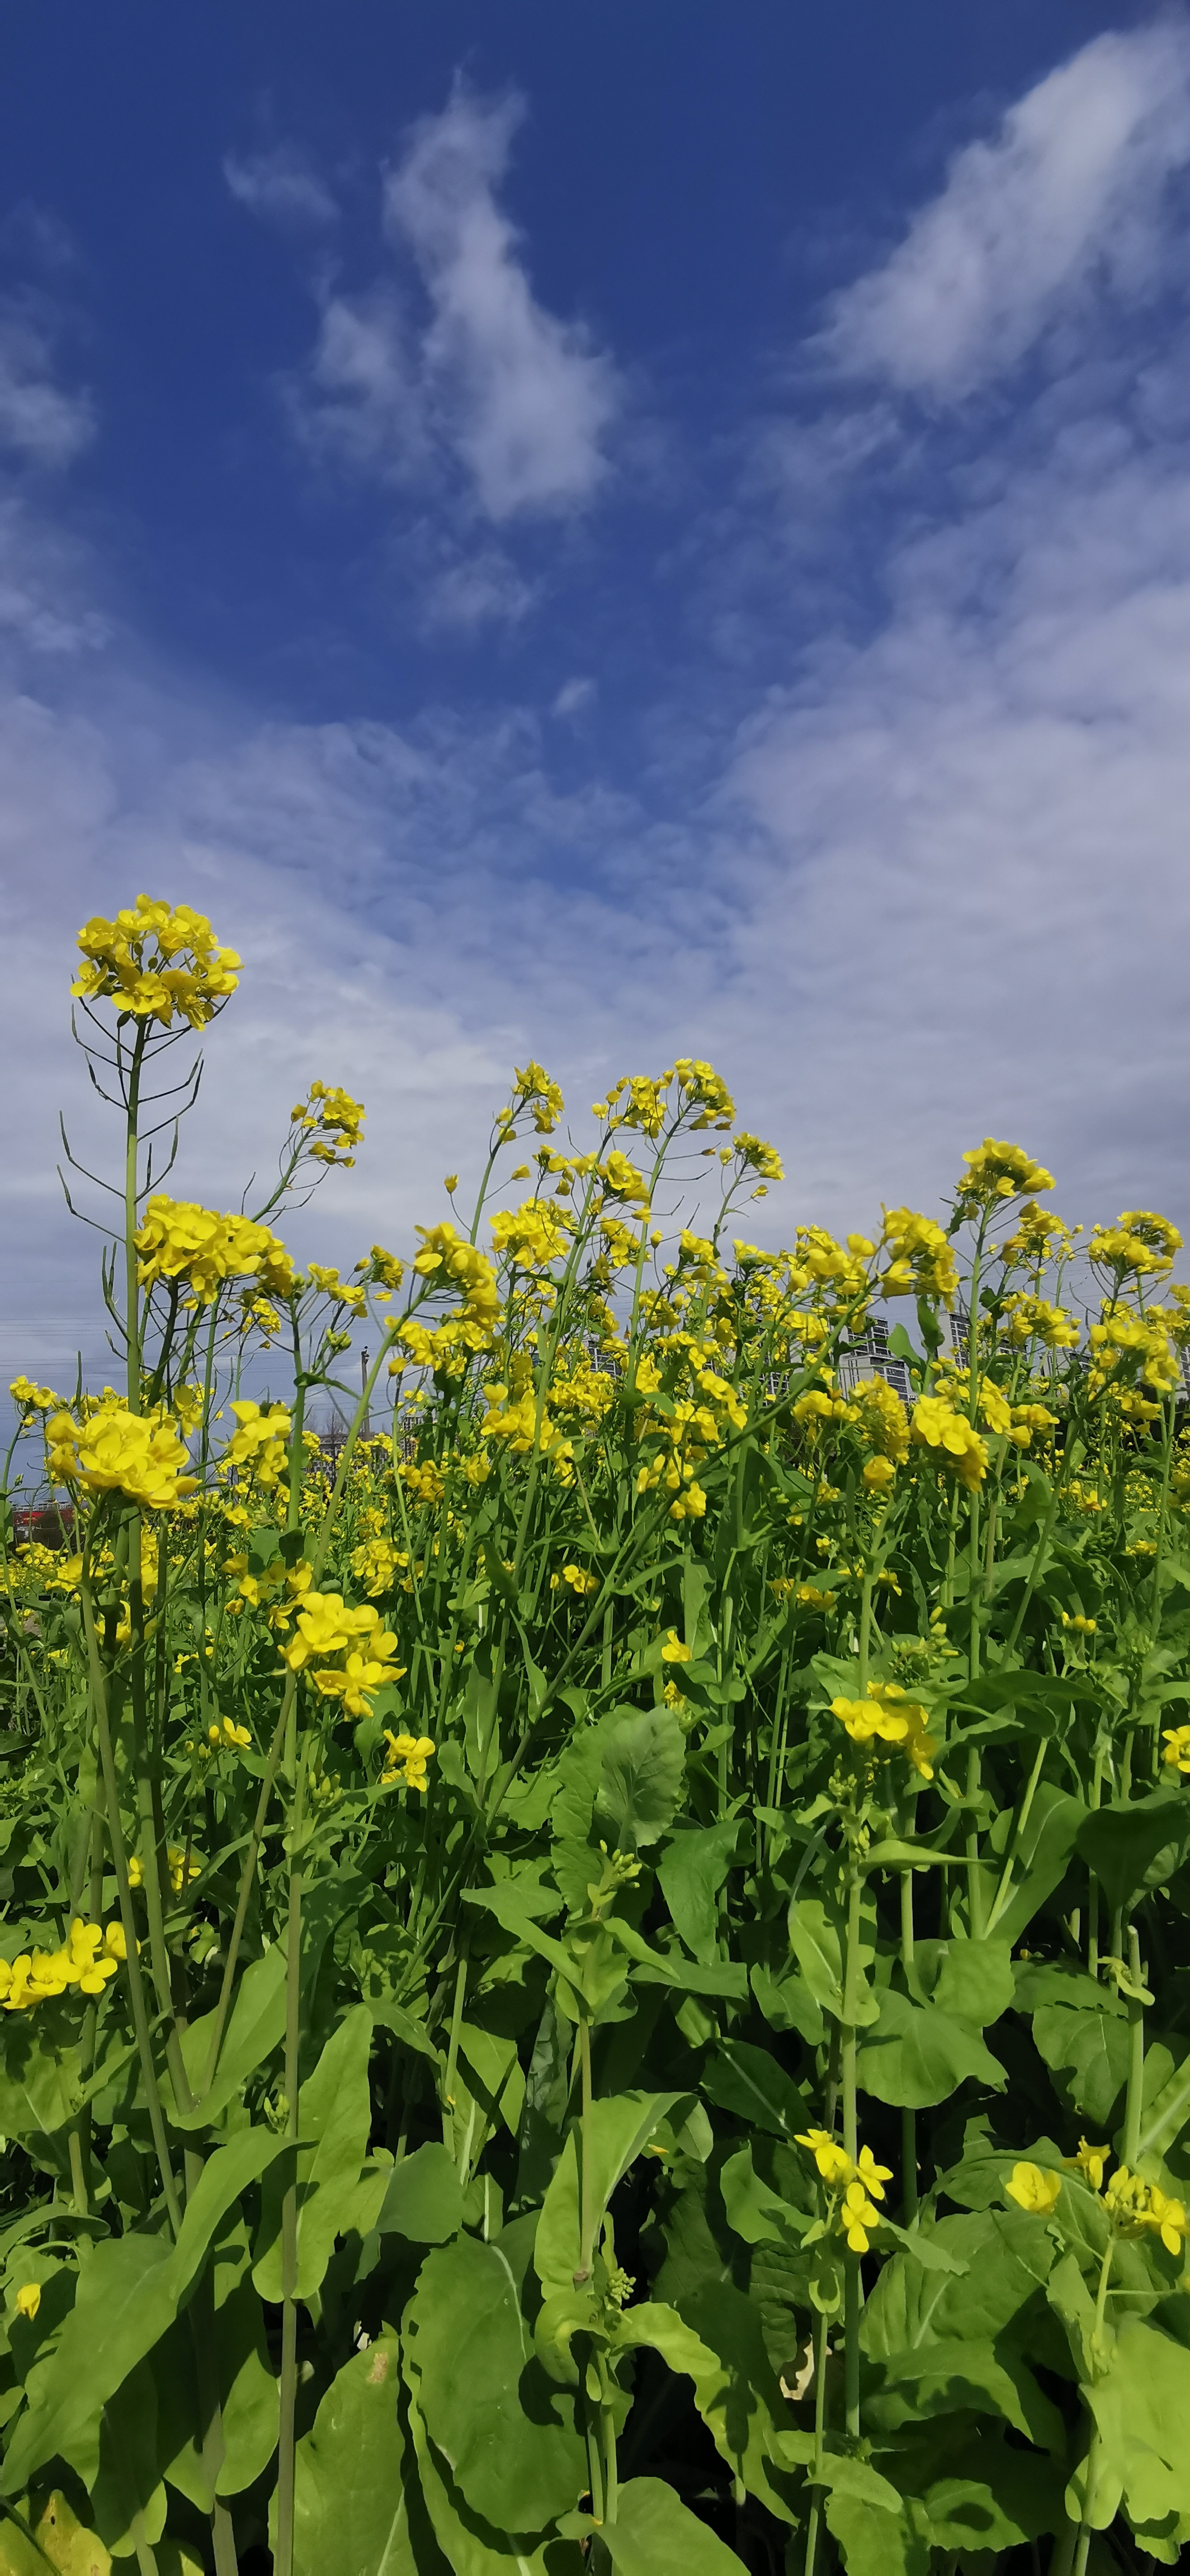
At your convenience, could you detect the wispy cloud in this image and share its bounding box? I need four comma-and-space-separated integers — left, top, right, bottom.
224, 143, 339, 238
821, 22, 1190, 401
0, 297, 93, 469
247, 82, 620, 532
383, 85, 618, 518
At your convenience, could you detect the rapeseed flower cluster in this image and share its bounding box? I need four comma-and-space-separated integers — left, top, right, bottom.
46, 1398, 197, 1513
282, 1588, 406, 1716
290, 1082, 366, 1167
135, 1196, 294, 1304
219, 1401, 292, 1493
0, 1918, 126, 2011
72, 896, 240, 1031
381, 1731, 436, 1792
796, 2130, 893, 2253
830, 1683, 937, 1779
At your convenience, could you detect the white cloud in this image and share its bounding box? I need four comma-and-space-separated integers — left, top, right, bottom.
552, 676, 594, 719
384, 85, 618, 518
294, 283, 428, 481
285, 83, 619, 531
823, 23, 1190, 400
224, 144, 338, 236
0, 300, 93, 468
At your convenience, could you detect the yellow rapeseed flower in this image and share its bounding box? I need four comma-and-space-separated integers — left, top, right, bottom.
73, 895, 240, 1030
1005, 2162, 1061, 2215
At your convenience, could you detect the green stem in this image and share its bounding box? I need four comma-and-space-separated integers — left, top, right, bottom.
1124, 1921, 1145, 2167
273, 1743, 308, 2576
1002, 1438, 1084, 1660
575, 2017, 595, 2288
81, 1572, 182, 2236
441, 1947, 469, 2161
802, 2306, 829, 2576
840, 1864, 862, 2440
900, 1869, 918, 2224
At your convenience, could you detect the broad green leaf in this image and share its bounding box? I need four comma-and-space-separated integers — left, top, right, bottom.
291, 2333, 417, 2576
674, 2279, 797, 2520
1076, 1793, 1190, 1920
702, 2040, 808, 2140
858, 1988, 1005, 2108
1087, 2318, 1190, 2530
920, 2438, 1058, 2548
750, 1959, 824, 2047
89, 2355, 166, 2560
459, 2023, 526, 2138
157, 2217, 278, 2507
861, 2209, 1046, 2357
534, 2092, 678, 2301
403, 2370, 579, 2576
378, 2142, 465, 2245
719, 2145, 809, 2250
922, 1936, 1015, 2026
0, 2027, 81, 2142
253, 2005, 374, 2303
0, 2492, 112, 2575
601, 2477, 748, 2574
3, 2126, 289, 2495
864, 2335, 1064, 2448
597, 1706, 685, 1850
993, 1787, 1087, 1948
786, 1898, 846, 2020
172, 1944, 288, 2129
408, 2236, 584, 2530
1032, 2001, 1130, 2126
824, 2482, 929, 2576
658, 1823, 738, 1963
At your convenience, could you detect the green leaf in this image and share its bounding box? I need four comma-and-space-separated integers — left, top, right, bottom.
1076, 1793, 1190, 1920
918, 1936, 1015, 2026
1087, 2317, 1190, 2531
922, 2451, 1058, 2550
823, 2481, 930, 2576
253, 2005, 374, 2303
658, 1824, 738, 1963
378, 2142, 465, 2245
749, 1960, 824, 2047
89, 2355, 166, 2560
858, 1988, 1006, 2109
534, 2092, 678, 2302
597, 1706, 686, 1850
291, 2333, 417, 2576
993, 1785, 1087, 1948
171, 1944, 288, 2129
157, 2214, 278, 2507
0, 2493, 112, 2576
786, 1898, 847, 2022
719, 2145, 808, 2250
2, 2125, 289, 2496
1032, 2002, 1130, 2125
403, 2368, 579, 2576
0, 2026, 81, 2141
673, 2279, 797, 2520
864, 2336, 1064, 2448
458, 2023, 526, 2138
601, 2478, 748, 2574
702, 2040, 808, 2141
407, 2236, 585, 2531
861, 2209, 1048, 2357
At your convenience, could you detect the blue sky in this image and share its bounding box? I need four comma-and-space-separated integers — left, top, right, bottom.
2, 0, 1188, 1386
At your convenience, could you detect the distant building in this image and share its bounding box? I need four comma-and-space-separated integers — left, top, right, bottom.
837, 1314, 912, 1408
